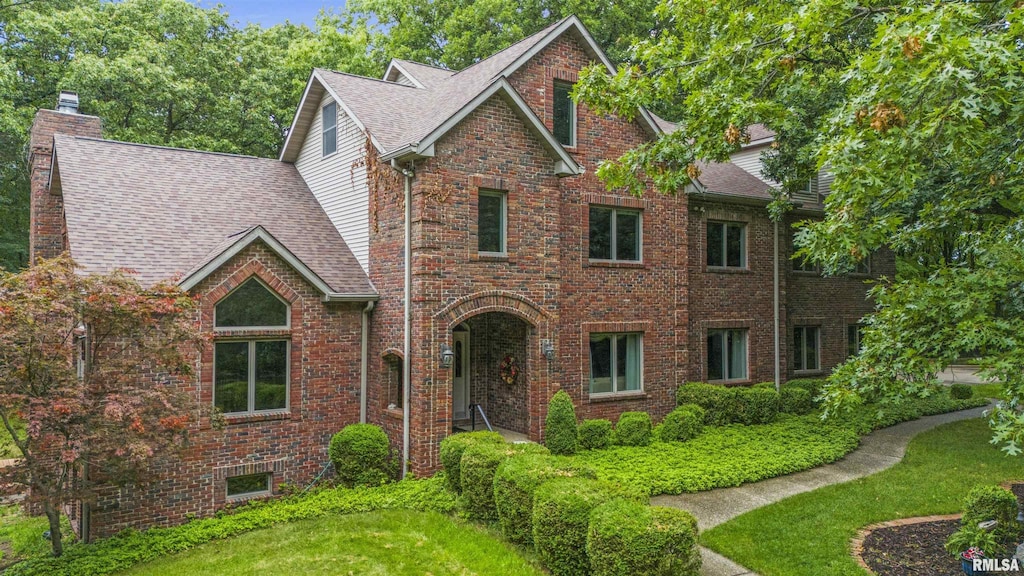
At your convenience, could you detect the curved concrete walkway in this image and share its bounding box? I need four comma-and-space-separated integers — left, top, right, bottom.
651, 404, 991, 576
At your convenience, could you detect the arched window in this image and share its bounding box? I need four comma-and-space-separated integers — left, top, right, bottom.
213, 278, 290, 415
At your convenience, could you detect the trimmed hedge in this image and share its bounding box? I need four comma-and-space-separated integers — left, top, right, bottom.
578, 419, 613, 450
493, 454, 596, 546
460, 442, 549, 521
676, 383, 737, 425
785, 378, 827, 403
659, 405, 705, 443
546, 390, 579, 455
616, 412, 653, 446
949, 383, 974, 400
328, 424, 394, 487
961, 485, 1022, 544
736, 388, 779, 424
587, 499, 701, 576
780, 387, 814, 415
439, 430, 504, 493
533, 478, 647, 576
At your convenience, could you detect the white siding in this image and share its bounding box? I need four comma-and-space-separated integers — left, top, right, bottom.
817, 164, 835, 196
730, 145, 779, 186
390, 71, 416, 86
294, 93, 370, 272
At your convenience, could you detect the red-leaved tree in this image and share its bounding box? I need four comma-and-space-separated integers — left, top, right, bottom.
0, 256, 202, 556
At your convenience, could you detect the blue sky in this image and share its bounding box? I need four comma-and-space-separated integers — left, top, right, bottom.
198, 0, 346, 28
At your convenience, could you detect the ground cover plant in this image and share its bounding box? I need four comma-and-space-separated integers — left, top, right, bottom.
701, 418, 1023, 576
120, 510, 546, 576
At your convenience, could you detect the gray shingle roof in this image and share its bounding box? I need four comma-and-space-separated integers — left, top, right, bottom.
391, 59, 455, 86
53, 135, 375, 296
695, 161, 774, 200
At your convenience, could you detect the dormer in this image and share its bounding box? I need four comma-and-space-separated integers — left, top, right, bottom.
383, 60, 423, 87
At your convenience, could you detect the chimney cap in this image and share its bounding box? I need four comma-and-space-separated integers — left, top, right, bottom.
56, 91, 79, 114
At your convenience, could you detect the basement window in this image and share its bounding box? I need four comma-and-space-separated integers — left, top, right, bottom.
226, 473, 271, 499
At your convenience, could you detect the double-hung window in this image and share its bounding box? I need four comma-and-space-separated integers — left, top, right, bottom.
322, 102, 337, 156
707, 329, 747, 381
707, 221, 746, 268
478, 189, 507, 255
847, 324, 864, 358
589, 206, 641, 261
589, 333, 642, 395
553, 81, 576, 147
793, 326, 820, 372
214, 278, 290, 415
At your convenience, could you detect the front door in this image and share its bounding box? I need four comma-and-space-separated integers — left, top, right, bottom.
453, 329, 470, 420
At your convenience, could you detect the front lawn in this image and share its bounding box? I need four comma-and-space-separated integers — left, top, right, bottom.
122, 510, 545, 576
701, 418, 1022, 576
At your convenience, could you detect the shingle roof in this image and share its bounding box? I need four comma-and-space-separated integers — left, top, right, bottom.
694, 161, 774, 200
391, 59, 455, 86
53, 135, 376, 296
745, 123, 775, 144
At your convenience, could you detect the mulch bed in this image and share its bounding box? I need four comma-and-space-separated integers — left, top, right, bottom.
857, 482, 1023, 576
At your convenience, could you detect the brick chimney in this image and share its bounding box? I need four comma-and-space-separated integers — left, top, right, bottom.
28, 91, 102, 264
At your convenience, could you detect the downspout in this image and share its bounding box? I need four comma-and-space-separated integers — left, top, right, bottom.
360, 300, 375, 423
773, 219, 781, 391
394, 160, 414, 479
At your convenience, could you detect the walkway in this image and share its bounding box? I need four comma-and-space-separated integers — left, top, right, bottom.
651, 404, 992, 576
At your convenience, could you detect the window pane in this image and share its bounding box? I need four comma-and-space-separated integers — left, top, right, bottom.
215, 278, 288, 328
615, 211, 640, 261
254, 341, 287, 411
215, 342, 249, 414
794, 327, 804, 371
726, 224, 744, 267
707, 331, 723, 380
615, 335, 627, 392
707, 223, 723, 266
589, 206, 612, 259
589, 335, 612, 394
806, 327, 819, 370
322, 103, 337, 156
728, 330, 747, 379
227, 473, 270, 497
624, 334, 641, 391
553, 82, 573, 146
478, 192, 504, 253
847, 325, 861, 357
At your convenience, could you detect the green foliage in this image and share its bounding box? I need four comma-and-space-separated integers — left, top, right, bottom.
785, 379, 827, 404
780, 388, 814, 415
736, 388, 780, 425
587, 499, 700, 576
532, 478, 646, 576
460, 442, 549, 522
438, 431, 504, 493
577, 419, 613, 450
960, 485, 1022, 546
615, 412, 653, 447
659, 405, 705, 443
328, 424, 394, 487
493, 454, 596, 546
949, 384, 974, 400
545, 390, 579, 455
7, 477, 456, 576
945, 523, 1001, 558
826, 392, 987, 436
676, 383, 737, 425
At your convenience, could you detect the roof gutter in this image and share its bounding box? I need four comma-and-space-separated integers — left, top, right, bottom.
322, 293, 380, 303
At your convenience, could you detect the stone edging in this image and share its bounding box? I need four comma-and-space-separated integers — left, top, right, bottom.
850, 514, 962, 573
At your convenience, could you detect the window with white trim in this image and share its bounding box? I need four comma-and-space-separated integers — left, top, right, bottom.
707, 222, 746, 268
707, 329, 747, 381
478, 189, 507, 255
322, 102, 337, 156
793, 326, 820, 372
553, 81, 576, 147
589, 206, 641, 261
589, 333, 642, 394
226, 473, 271, 498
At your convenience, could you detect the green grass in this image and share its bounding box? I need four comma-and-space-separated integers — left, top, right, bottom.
0, 418, 25, 459
702, 418, 1023, 576
120, 510, 545, 576
0, 505, 72, 566
972, 382, 1006, 400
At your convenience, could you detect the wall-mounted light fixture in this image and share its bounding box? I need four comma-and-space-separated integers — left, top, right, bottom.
440, 343, 455, 368
541, 339, 555, 361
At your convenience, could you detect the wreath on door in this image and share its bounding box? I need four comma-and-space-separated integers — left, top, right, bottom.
499, 355, 520, 385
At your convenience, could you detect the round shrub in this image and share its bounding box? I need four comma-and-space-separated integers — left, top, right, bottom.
533, 478, 645, 576
577, 419, 613, 450
460, 442, 549, 521
615, 412, 653, 446
438, 430, 504, 493
659, 404, 705, 443
546, 390, 579, 455
676, 383, 739, 425
949, 383, 974, 400
961, 485, 1022, 544
735, 387, 780, 425
493, 454, 596, 546
785, 378, 827, 404
587, 499, 701, 576
328, 424, 393, 487
780, 387, 814, 415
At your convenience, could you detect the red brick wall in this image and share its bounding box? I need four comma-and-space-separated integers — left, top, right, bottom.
86, 242, 363, 539
28, 109, 102, 264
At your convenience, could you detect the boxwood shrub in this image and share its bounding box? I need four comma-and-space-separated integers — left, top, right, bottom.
587, 499, 701, 576
615, 412, 653, 446
438, 430, 504, 493
328, 424, 394, 487
949, 383, 974, 400
533, 478, 647, 576
493, 454, 596, 546
961, 485, 1022, 544
460, 442, 549, 521
780, 387, 814, 415
676, 383, 737, 425
785, 378, 828, 404
735, 387, 780, 425
546, 390, 579, 455
659, 404, 705, 443
577, 419, 613, 450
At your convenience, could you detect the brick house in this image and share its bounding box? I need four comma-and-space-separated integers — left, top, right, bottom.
28, 16, 887, 540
